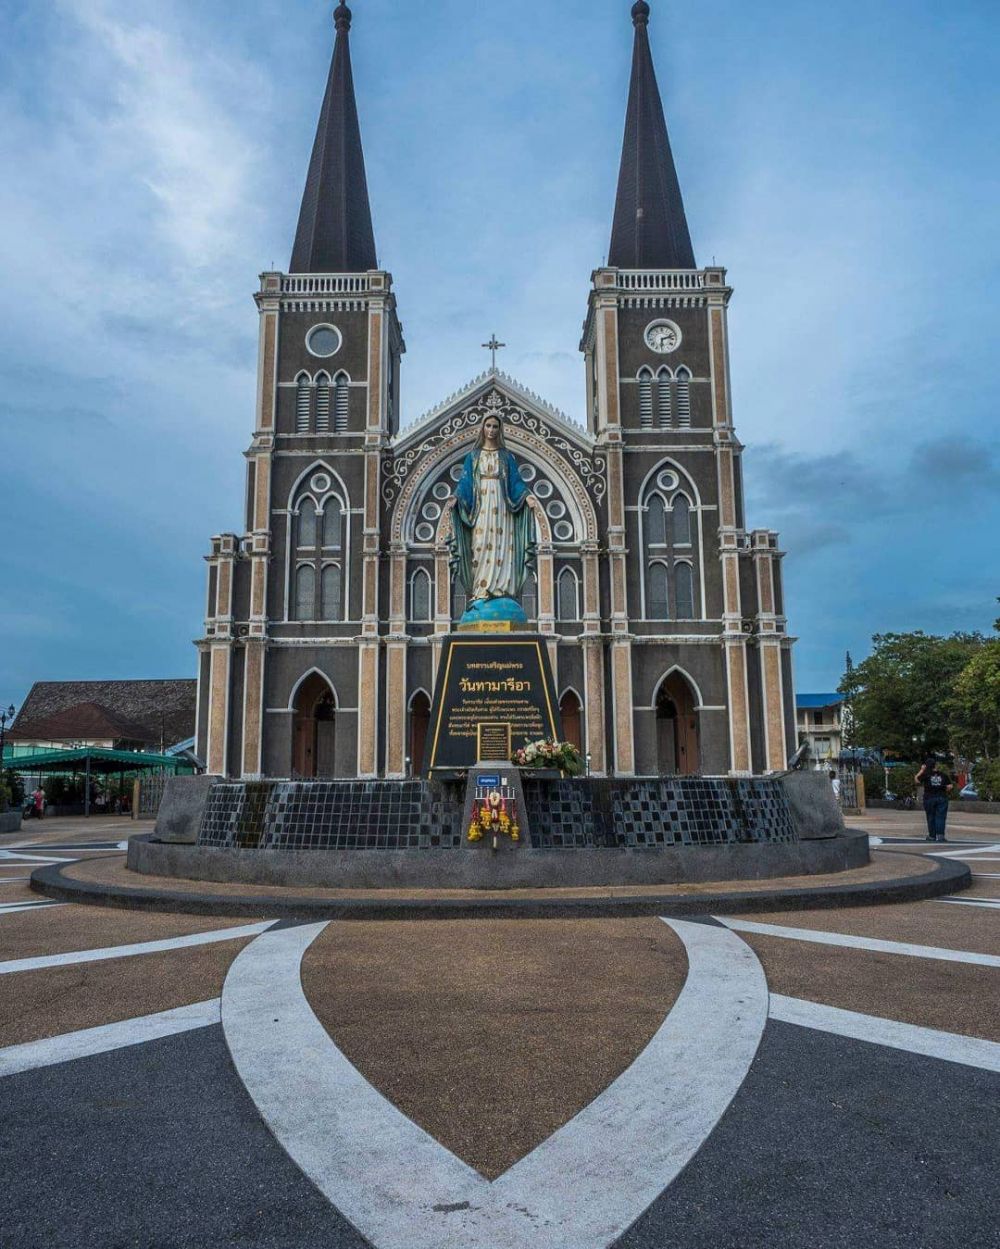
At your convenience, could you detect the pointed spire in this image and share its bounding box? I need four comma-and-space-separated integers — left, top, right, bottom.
608, 2, 696, 270
290, 3, 377, 273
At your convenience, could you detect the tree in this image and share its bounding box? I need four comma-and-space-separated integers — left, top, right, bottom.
839, 631, 984, 757
950, 640, 1000, 761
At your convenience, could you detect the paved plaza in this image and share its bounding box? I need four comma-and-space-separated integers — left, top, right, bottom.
1, 811, 999, 1248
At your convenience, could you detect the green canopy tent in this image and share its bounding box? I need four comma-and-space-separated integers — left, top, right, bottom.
8, 747, 195, 817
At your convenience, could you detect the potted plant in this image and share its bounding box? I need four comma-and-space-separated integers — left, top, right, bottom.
513, 739, 584, 779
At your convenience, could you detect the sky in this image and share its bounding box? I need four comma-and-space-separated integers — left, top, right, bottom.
1, 0, 998, 713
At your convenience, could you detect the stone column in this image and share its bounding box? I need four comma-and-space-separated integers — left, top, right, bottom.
752, 530, 788, 773
710, 291, 753, 776
385, 542, 408, 778
205, 535, 237, 777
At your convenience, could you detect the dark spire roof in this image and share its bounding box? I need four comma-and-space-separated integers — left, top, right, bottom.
608, 1, 696, 270
290, 3, 377, 274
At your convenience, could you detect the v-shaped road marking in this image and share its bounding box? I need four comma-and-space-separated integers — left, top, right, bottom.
222, 919, 767, 1249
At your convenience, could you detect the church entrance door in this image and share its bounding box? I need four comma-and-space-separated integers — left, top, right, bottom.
656, 673, 699, 776
409, 692, 431, 775
292, 673, 337, 779
559, 691, 583, 753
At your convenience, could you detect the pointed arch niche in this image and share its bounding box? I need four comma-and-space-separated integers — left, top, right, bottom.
654, 670, 700, 776
292, 671, 338, 778
408, 689, 431, 776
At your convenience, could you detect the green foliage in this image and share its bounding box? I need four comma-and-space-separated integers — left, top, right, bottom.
839, 631, 985, 757
4, 770, 25, 808
861, 767, 885, 801
0, 781, 9, 812
885, 768, 918, 802
949, 640, 1000, 762
973, 759, 1000, 803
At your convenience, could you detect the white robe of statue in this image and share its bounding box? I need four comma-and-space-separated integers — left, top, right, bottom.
470, 449, 516, 601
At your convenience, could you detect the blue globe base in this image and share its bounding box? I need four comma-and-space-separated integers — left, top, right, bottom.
458, 596, 528, 628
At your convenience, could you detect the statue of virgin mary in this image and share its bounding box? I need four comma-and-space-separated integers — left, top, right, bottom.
448, 413, 539, 625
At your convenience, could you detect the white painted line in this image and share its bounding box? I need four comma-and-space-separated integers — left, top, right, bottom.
0, 922, 274, 976
0, 878, 31, 885
717, 917, 1000, 968
972, 873, 1000, 879
222, 917, 767, 1249
869, 837, 884, 846
0, 902, 66, 917
770, 995, 1000, 1074
935, 842, 1000, 861
0, 999, 221, 1079
939, 898, 1000, 910
0, 852, 73, 865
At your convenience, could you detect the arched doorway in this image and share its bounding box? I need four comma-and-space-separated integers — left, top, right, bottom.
559, 690, 583, 753
409, 691, 431, 776
292, 672, 337, 779
655, 672, 700, 776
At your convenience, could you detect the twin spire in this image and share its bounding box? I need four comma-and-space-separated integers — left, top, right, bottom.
290, 2, 695, 275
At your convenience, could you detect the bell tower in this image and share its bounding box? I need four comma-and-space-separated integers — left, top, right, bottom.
197, 2, 404, 780
582, 0, 795, 776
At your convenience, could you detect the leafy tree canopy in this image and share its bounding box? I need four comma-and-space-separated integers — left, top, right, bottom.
839, 631, 984, 757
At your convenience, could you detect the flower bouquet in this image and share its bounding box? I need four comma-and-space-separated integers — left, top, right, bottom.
513, 738, 584, 777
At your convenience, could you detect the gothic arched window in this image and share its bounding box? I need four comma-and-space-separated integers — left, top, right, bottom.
675, 366, 692, 428
675, 562, 695, 620
321, 564, 342, 621
315, 373, 331, 433
322, 498, 342, 549
296, 374, 312, 433
648, 561, 669, 621
294, 564, 315, 621
557, 567, 579, 621
656, 367, 672, 429
296, 498, 318, 549
334, 372, 350, 432
410, 568, 431, 622
646, 494, 667, 547
672, 495, 692, 546
638, 368, 653, 430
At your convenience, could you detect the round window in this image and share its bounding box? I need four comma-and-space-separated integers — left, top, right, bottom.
415, 523, 436, 543
450, 464, 464, 482
432, 482, 452, 501
519, 464, 537, 483
657, 470, 679, 492
310, 473, 331, 494
422, 501, 442, 522
534, 480, 554, 499
306, 325, 342, 358
553, 520, 574, 542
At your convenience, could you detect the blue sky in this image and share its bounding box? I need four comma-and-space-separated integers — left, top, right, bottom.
1, 0, 998, 712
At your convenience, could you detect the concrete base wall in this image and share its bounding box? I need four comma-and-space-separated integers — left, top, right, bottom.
128, 829, 868, 891
154, 775, 220, 845
778, 771, 845, 840
0, 811, 22, 835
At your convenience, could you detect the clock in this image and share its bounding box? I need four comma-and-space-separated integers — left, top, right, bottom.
644, 320, 681, 354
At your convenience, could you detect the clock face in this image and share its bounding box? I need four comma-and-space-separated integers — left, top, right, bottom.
645, 320, 681, 354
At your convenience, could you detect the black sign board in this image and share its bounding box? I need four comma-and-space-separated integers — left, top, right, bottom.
426, 636, 562, 773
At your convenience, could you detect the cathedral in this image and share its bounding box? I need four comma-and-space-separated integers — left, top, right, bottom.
195, 1, 797, 782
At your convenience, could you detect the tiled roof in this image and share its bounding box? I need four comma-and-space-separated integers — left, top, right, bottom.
290, 3, 377, 274
608, 1, 696, 269
9, 680, 197, 748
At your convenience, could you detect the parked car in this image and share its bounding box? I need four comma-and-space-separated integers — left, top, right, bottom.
959, 782, 979, 800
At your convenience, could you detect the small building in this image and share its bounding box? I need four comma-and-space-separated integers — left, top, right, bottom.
796, 694, 845, 768
5, 680, 197, 760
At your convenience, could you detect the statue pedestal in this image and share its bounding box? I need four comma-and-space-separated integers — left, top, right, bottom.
425, 632, 562, 775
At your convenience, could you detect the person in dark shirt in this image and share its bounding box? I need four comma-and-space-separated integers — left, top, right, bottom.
915, 758, 953, 842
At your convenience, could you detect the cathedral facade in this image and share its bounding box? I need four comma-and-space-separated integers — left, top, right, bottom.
195, 1, 797, 781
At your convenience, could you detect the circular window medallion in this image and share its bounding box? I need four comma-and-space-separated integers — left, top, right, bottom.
657, 470, 679, 492
546, 500, 567, 520
415, 522, 435, 543
432, 482, 451, 501
422, 501, 442, 522
519, 464, 537, 483
306, 324, 342, 358
553, 520, 574, 542
644, 319, 682, 354
534, 479, 554, 499
310, 473, 331, 494
450, 464, 464, 482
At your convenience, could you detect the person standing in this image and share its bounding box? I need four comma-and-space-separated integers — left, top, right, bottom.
828, 769, 841, 803
31, 786, 45, 821
916, 759, 952, 842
